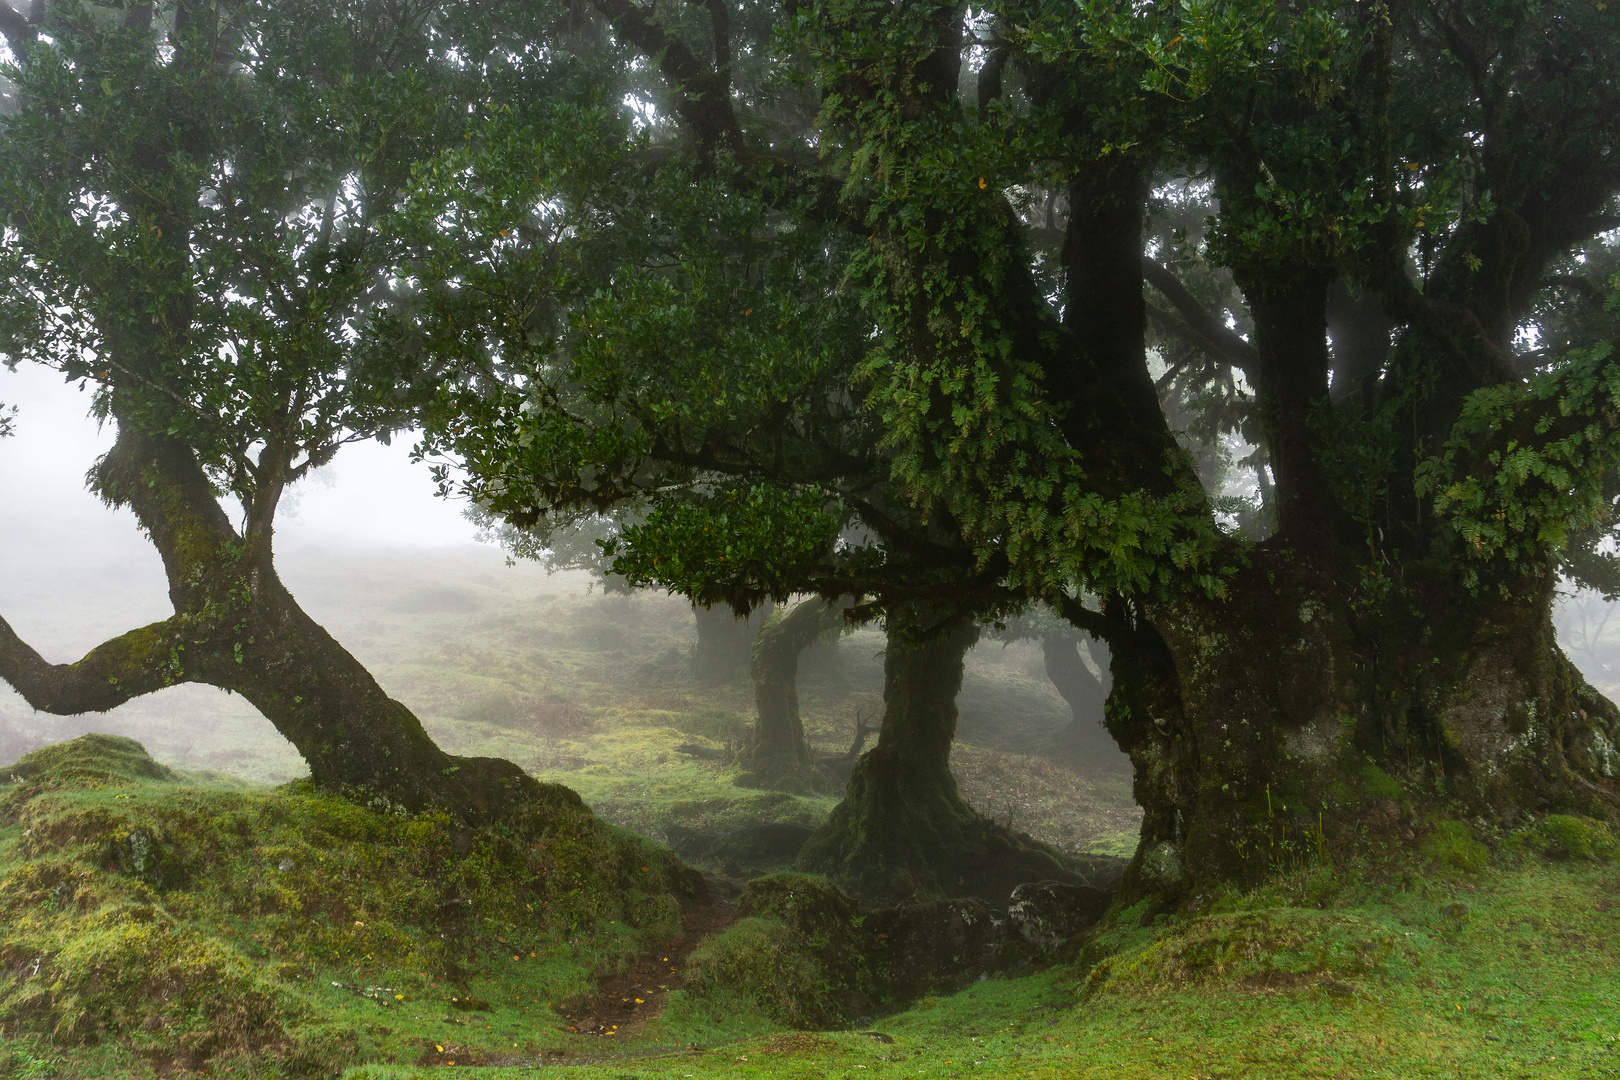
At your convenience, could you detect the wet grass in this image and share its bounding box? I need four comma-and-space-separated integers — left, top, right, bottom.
339, 849, 1620, 1080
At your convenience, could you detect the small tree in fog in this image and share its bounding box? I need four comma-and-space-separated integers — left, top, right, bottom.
0, 0, 568, 820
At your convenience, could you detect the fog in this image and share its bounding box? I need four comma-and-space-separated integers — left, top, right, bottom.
5, 356, 1620, 785
0, 361, 508, 775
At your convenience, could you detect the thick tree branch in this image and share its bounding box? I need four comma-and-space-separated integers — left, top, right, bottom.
0, 614, 187, 714
0, 0, 36, 64
1054, 594, 1125, 649
590, 0, 742, 157
1142, 258, 1258, 374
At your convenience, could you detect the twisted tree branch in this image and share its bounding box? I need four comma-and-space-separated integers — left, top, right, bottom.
0, 614, 188, 714
1142, 258, 1258, 374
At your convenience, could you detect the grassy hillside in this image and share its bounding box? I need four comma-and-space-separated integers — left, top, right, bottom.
4, 735, 1617, 1079
0, 735, 701, 1079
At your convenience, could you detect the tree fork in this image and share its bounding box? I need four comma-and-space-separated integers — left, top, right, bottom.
2, 424, 569, 824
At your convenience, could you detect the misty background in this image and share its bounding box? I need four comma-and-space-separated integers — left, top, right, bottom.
5, 357, 1619, 789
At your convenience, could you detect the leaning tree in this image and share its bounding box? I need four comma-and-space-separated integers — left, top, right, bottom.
0, 0, 580, 822
396, 0, 1620, 906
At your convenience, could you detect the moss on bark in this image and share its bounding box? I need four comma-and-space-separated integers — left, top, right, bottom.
1108, 550, 1620, 911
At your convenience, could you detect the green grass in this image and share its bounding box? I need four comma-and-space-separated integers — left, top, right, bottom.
340, 854, 1620, 1080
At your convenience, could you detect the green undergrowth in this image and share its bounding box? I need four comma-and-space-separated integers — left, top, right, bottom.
344, 817, 1620, 1080
0, 735, 696, 1079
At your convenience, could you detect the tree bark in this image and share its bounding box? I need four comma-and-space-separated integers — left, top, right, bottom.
0, 425, 575, 824
1106, 553, 1620, 910
797, 606, 1079, 903
1242, 270, 1344, 550
736, 596, 849, 793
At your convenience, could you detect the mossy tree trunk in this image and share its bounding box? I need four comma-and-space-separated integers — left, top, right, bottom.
1104, 554, 1620, 909
736, 596, 850, 793
798, 605, 1077, 902
0, 425, 566, 824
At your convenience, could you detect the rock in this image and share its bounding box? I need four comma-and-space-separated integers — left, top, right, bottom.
105, 827, 189, 891
711, 822, 815, 867
864, 896, 1000, 999
1006, 880, 1110, 951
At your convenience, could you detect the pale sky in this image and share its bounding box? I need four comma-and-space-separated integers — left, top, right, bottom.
0, 360, 483, 551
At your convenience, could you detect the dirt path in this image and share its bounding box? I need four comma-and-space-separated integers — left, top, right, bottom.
558, 877, 737, 1040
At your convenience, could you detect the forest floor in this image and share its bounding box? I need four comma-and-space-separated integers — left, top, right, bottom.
2, 735, 1615, 1079
2, 549, 1618, 1078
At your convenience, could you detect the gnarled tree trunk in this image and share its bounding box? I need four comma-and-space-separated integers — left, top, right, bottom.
1042, 634, 1125, 766
735, 596, 849, 794
798, 606, 1078, 903
0, 425, 573, 824
1105, 553, 1620, 909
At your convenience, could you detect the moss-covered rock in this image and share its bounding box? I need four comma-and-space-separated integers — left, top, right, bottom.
683, 872, 1070, 1028
1082, 908, 1410, 997
1421, 820, 1490, 874
1538, 814, 1617, 861
682, 917, 850, 1028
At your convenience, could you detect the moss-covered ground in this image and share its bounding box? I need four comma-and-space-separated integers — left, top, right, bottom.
3, 734, 1617, 1078
342, 843, 1620, 1080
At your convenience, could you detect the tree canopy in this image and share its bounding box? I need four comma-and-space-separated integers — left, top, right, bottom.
4, 0, 1619, 901
392, 0, 1620, 899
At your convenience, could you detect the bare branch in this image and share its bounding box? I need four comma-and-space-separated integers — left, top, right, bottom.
1142, 258, 1259, 373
